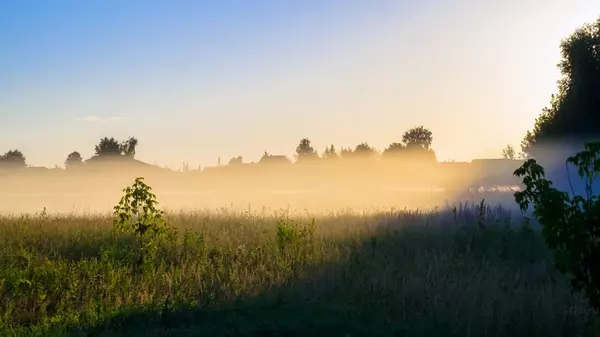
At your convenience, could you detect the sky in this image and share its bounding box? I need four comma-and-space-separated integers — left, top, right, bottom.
1, 0, 600, 169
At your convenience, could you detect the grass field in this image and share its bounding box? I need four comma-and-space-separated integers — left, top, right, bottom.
1, 203, 599, 336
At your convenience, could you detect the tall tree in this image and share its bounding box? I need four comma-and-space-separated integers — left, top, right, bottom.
522, 16, 600, 156
402, 126, 433, 150
340, 147, 354, 158
322, 144, 338, 159
65, 151, 83, 169
501, 145, 516, 160
121, 137, 138, 157
0, 150, 26, 168
295, 138, 318, 162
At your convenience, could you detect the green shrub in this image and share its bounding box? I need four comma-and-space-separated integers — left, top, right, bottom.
514, 141, 600, 311
112, 177, 172, 272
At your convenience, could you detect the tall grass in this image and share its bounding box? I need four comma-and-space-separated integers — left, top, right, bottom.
0, 203, 598, 336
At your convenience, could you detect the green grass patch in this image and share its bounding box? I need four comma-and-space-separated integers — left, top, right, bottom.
0, 204, 598, 336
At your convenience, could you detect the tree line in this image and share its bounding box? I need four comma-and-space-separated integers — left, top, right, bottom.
0, 126, 438, 170
520, 16, 600, 157
2, 16, 598, 171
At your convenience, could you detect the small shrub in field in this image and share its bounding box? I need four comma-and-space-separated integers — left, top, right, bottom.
113, 177, 172, 270
182, 228, 206, 260
514, 141, 600, 311
275, 218, 316, 252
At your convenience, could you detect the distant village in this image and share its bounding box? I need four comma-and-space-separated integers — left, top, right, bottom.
0, 129, 526, 194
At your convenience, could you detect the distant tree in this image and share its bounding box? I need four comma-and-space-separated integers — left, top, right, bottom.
295, 138, 318, 162
402, 126, 433, 150
350, 142, 378, 159
65, 151, 83, 169
94, 137, 122, 156
501, 145, 516, 159
382, 142, 406, 159
94, 136, 139, 157
121, 137, 138, 157
0, 149, 26, 168
322, 144, 338, 159
521, 16, 600, 156
228, 156, 243, 165
340, 147, 354, 158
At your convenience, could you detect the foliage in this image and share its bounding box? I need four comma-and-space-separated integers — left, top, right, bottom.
514, 141, 600, 311
355, 142, 376, 154
112, 177, 171, 270
382, 142, 405, 155
381, 142, 407, 161
0, 205, 597, 336
121, 137, 138, 157
340, 147, 354, 158
379, 126, 436, 162
94, 136, 139, 158
64, 151, 83, 169
275, 217, 316, 252
295, 138, 318, 162
0, 150, 26, 168
402, 125, 433, 150
321, 144, 338, 159
94, 137, 121, 156
343, 142, 378, 159
501, 145, 516, 160
521, 17, 600, 157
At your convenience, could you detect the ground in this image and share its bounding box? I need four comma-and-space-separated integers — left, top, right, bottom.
0, 202, 598, 336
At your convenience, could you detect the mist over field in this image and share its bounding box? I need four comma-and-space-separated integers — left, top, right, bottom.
0, 157, 524, 215
1, 1, 600, 335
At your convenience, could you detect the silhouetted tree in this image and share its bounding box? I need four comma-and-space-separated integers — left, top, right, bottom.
65, 151, 83, 169
121, 137, 138, 157
522, 16, 600, 156
347, 142, 378, 159
94, 137, 122, 156
322, 144, 338, 159
402, 126, 433, 150
295, 138, 318, 162
0, 149, 26, 168
340, 147, 354, 158
382, 142, 406, 159
500, 145, 516, 159
94, 136, 139, 157
228, 156, 243, 165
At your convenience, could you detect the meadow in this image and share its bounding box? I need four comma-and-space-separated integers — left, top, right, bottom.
1, 200, 599, 336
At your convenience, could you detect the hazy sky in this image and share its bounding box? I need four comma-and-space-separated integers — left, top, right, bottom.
1, 0, 599, 169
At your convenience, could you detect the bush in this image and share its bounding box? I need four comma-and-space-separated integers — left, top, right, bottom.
514, 141, 600, 311
112, 177, 173, 272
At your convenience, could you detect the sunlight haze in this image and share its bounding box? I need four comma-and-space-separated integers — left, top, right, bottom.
1, 0, 599, 168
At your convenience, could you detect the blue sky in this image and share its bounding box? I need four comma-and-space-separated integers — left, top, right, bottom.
1, 0, 599, 168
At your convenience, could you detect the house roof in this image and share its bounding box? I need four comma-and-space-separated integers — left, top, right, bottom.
258, 154, 291, 164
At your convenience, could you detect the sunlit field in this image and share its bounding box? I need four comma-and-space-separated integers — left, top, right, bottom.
0, 185, 522, 216
1, 201, 598, 336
